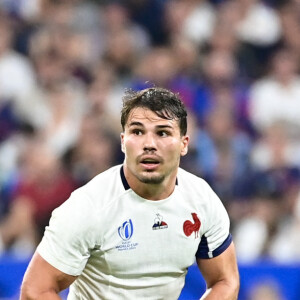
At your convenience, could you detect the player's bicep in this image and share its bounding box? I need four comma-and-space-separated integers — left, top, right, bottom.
37, 191, 98, 275
21, 251, 77, 299
196, 242, 239, 289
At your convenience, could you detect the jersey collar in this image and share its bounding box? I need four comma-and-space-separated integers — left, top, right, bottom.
120, 165, 178, 191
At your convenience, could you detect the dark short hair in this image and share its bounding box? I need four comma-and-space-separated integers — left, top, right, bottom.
121, 87, 187, 136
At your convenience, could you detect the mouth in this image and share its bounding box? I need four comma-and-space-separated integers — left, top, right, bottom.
139, 157, 161, 170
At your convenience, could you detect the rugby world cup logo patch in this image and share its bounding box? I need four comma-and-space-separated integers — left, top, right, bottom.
116, 219, 138, 251
118, 219, 134, 241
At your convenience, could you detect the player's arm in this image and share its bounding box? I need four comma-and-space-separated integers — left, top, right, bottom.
20, 251, 77, 300
196, 242, 239, 300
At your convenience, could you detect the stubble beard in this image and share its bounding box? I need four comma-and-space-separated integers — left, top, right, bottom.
137, 171, 165, 184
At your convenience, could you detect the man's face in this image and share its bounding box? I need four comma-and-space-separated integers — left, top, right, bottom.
121, 107, 189, 185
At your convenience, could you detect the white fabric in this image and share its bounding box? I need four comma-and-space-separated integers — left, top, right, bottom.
16, 80, 86, 156
236, 2, 281, 46
251, 139, 300, 170
37, 165, 230, 300
249, 77, 300, 132
268, 219, 300, 263
182, 2, 216, 45
234, 217, 268, 262
0, 0, 41, 20
0, 51, 36, 102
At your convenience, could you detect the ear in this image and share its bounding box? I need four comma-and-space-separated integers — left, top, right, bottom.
180, 135, 189, 156
120, 133, 125, 153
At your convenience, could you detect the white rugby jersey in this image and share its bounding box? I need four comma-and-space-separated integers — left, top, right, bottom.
37, 165, 232, 300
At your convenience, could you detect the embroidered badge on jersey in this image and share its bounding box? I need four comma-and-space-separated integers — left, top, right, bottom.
116, 219, 138, 251
152, 213, 168, 230
183, 213, 201, 238
118, 219, 134, 240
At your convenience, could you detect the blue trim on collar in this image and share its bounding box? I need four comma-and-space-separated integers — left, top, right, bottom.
120, 166, 130, 190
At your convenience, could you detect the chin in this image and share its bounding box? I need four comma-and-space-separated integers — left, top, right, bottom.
138, 173, 165, 184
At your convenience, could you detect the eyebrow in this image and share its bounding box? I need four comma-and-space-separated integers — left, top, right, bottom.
128, 121, 144, 127
156, 125, 174, 130
128, 122, 174, 130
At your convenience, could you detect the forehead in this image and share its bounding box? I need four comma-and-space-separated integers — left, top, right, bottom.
126, 107, 179, 128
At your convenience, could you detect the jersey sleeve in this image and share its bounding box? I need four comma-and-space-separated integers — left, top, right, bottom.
37, 190, 99, 276
196, 182, 232, 259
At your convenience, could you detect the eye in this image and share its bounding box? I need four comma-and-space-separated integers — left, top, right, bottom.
158, 131, 169, 137
132, 129, 143, 135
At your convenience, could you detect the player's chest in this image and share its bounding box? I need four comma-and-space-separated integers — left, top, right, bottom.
98, 197, 204, 273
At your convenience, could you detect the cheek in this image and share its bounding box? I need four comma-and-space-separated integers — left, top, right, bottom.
161, 140, 182, 157
123, 137, 138, 154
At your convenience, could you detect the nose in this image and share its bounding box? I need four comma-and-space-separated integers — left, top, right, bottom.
143, 132, 157, 152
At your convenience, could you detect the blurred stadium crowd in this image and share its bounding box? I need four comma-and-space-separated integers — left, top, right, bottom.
0, 0, 300, 266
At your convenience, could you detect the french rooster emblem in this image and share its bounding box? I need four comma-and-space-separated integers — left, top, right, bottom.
183, 213, 201, 238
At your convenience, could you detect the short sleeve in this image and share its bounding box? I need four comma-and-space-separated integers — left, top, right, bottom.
196, 183, 232, 259
37, 191, 99, 276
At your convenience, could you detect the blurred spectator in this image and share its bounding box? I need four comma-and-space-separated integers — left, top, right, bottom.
103, 27, 144, 79
35, 0, 101, 68
170, 36, 200, 80
131, 46, 199, 112
267, 187, 300, 262
278, 1, 300, 66
0, 0, 41, 22
0, 15, 36, 109
234, 194, 283, 262
248, 280, 284, 300
38, 81, 86, 156
101, 2, 150, 79
193, 106, 252, 202
13, 25, 88, 157
234, 0, 282, 47
0, 99, 19, 143
66, 113, 121, 186
125, 0, 168, 45
192, 49, 250, 132
165, 0, 216, 46
28, 22, 93, 84
251, 122, 300, 171
248, 47, 300, 137
206, 16, 238, 55
180, 109, 202, 176
0, 0, 298, 269
234, 122, 300, 262
0, 125, 35, 187
132, 47, 177, 88
215, 0, 282, 78
209, 3, 259, 80
15, 67, 86, 157
0, 141, 76, 257
86, 61, 123, 135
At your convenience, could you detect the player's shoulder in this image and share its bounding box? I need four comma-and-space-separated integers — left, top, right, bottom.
177, 168, 227, 220
72, 164, 125, 207
176, 167, 217, 202
86, 164, 122, 186
177, 168, 211, 191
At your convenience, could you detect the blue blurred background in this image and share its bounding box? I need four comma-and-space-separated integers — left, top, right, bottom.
1, 0, 300, 299
1, 254, 300, 299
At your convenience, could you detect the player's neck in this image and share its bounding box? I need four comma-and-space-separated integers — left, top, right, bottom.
135, 181, 176, 201
123, 166, 177, 201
